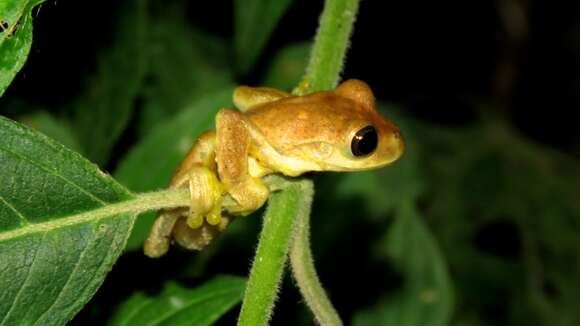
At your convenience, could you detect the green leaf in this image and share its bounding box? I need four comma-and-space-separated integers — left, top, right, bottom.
138, 6, 232, 135
20, 111, 83, 154
115, 87, 234, 251
234, 0, 293, 74
262, 42, 311, 91
72, 0, 147, 165
353, 202, 454, 326
0, 115, 135, 325
0, 0, 45, 96
108, 276, 245, 326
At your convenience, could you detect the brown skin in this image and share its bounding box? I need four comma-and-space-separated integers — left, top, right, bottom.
144, 79, 404, 258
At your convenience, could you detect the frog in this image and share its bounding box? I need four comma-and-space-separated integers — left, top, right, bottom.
144, 79, 405, 258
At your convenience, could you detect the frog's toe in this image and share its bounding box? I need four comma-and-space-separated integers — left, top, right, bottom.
205, 204, 222, 226
173, 218, 216, 251
186, 210, 204, 229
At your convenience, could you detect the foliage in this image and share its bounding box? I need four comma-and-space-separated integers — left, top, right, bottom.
108, 276, 245, 326
1, 0, 579, 325
0, 115, 134, 325
0, 0, 44, 96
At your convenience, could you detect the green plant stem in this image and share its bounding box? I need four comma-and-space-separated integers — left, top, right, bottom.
286, 0, 360, 324
238, 0, 360, 324
289, 181, 343, 326
237, 180, 305, 326
295, 0, 360, 95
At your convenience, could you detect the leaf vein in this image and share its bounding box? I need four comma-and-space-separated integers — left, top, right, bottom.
0, 231, 47, 326
65, 218, 127, 321
0, 189, 189, 242
115, 296, 152, 326
0, 144, 107, 206
31, 229, 95, 325
0, 194, 30, 225
148, 288, 243, 326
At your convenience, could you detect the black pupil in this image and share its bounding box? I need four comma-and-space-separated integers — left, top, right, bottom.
351, 126, 378, 156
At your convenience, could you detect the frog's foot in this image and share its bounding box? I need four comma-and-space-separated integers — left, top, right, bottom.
226, 177, 270, 215
173, 214, 231, 251
143, 166, 223, 258
185, 166, 224, 228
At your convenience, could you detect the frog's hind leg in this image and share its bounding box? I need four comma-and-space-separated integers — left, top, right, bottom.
144, 131, 224, 257
143, 209, 182, 258
172, 214, 231, 251
233, 86, 290, 112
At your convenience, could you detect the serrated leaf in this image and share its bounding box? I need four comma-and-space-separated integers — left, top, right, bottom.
0, 116, 136, 325
262, 42, 311, 91
108, 275, 245, 326
20, 111, 83, 154
234, 0, 293, 74
115, 87, 234, 251
353, 202, 454, 326
72, 0, 147, 165
138, 6, 232, 135
0, 0, 45, 96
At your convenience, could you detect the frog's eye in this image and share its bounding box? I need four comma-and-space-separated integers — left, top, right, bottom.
351, 126, 378, 157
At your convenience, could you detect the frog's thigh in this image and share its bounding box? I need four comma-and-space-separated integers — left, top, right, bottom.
216, 109, 269, 213
144, 209, 182, 258
233, 86, 290, 112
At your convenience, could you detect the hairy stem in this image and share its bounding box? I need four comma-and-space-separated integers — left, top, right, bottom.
237, 180, 305, 326
295, 0, 360, 95
287, 0, 361, 324
289, 181, 343, 326
238, 0, 360, 324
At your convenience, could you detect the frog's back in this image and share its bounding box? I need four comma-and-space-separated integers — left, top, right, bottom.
244, 92, 367, 151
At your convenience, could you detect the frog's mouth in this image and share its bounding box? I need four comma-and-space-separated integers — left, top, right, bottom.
316, 152, 402, 171
310, 133, 405, 172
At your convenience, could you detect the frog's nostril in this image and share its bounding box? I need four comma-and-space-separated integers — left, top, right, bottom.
390, 130, 404, 158
393, 129, 402, 140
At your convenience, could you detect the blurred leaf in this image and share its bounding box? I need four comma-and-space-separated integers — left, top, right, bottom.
20, 111, 83, 154
138, 5, 232, 135
353, 201, 454, 326
234, 0, 293, 74
72, 0, 147, 165
0, 116, 135, 325
108, 276, 245, 326
115, 87, 234, 251
416, 116, 580, 325
262, 42, 311, 91
0, 0, 44, 96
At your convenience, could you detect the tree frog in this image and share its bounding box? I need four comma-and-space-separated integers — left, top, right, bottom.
144, 79, 404, 258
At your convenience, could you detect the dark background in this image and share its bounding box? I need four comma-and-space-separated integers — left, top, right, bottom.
7, 0, 580, 154
2, 0, 580, 325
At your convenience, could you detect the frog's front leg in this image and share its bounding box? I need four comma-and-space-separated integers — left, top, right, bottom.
144, 131, 223, 257
216, 109, 270, 215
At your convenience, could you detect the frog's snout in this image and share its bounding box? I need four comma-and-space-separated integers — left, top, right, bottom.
394, 129, 405, 154
387, 128, 405, 162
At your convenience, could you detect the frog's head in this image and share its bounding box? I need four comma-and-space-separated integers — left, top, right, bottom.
293, 79, 405, 171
